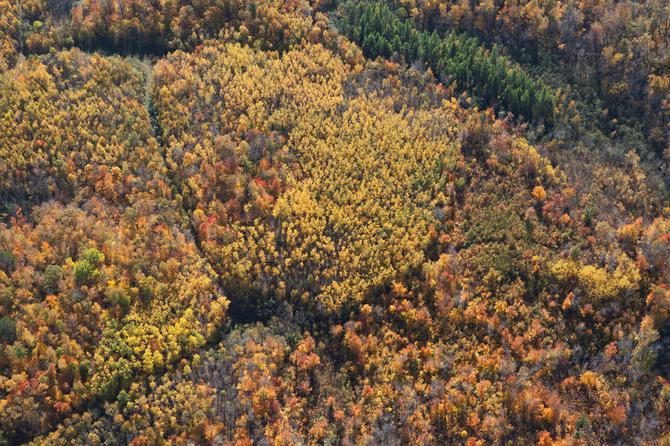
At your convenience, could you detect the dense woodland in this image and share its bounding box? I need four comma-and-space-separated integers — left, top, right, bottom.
0, 0, 670, 445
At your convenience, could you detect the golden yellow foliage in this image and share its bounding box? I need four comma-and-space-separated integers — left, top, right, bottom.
215, 94, 458, 311
551, 254, 640, 303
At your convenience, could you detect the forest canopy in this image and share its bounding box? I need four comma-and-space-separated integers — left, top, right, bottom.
1, 0, 670, 445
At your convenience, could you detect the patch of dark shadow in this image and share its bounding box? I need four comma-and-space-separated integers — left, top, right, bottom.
655, 324, 670, 378
226, 292, 278, 325
143, 65, 163, 146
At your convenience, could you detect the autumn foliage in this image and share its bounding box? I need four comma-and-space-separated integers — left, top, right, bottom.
1, 1, 670, 445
